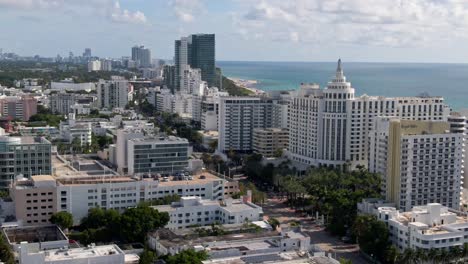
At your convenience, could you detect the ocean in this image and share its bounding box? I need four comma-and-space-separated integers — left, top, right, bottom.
217, 61, 468, 111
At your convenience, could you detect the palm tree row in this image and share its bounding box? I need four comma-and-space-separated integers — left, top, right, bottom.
392, 243, 468, 264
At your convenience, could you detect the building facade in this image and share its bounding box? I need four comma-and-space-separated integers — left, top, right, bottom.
97, 78, 129, 109
288, 60, 450, 170
132, 45, 151, 68
369, 118, 464, 211
253, 128, 288, 157
218, 97, 273, 152
153, 195, 262, 230
0, 95, 37, 121
0, 136, 52, 188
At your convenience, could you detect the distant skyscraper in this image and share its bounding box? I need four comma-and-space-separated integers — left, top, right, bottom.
175, 34, 215, 90
131, 45, 151, 68
83, 48, 91, 58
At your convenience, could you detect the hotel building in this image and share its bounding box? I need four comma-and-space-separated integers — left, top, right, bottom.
369, 117, 464, 211
288, 60, 450, 170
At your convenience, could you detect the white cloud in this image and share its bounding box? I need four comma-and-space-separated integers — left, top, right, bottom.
232, 0, 468, 47
170, 0, 203, 22
0, 0, 147, 25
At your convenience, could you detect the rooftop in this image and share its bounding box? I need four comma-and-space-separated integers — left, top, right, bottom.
42, 244, 124, 261
3, 225, 67, 245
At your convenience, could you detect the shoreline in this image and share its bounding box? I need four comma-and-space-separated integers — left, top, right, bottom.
227, 77, 265, 95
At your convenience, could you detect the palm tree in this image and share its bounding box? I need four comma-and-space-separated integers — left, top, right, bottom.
462, 243, 468, 259
449, 246, 462, 263
439, 249, 449, 264
427, 248, 439, 264
401, 248, 416, 264
414, 248, 427, 263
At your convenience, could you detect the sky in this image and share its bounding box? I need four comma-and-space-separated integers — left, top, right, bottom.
1, 0, 468, 63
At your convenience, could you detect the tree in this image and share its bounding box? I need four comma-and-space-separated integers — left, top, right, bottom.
273, 148, 283, 158
164, 249, 209, 264
139, 248, 157, 264
0, 234, 14, 264
268, 218, 280, 230
119, 204, 169, 242
50, 211, 73, 230
352, 214, 389, 262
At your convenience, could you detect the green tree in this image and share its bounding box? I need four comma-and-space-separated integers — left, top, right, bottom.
352, 214, 389, 262
50, 211, 74, 230
164, 249, 209, 264
139, 248, 157, 264
0, 233, 14, 264
119, 204, 169, 242
268, 218, 280, 230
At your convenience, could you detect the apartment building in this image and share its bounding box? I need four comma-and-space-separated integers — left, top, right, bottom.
0, 136, 52, 188
288, 60, 450, 170
97, 78, 129, 109
374, 203, 468, 252
153, 195, 262, 230
253, 128, 288, 157
0, 95, 37, 121
218, 97, 273, 152
369, 117, 464, 211
59, 113, 92, 146
49, 92, 96, 115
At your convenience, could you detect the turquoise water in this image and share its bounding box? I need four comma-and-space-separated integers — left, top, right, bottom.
217, 61, 468, 111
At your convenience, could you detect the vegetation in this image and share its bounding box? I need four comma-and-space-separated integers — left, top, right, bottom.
353, 214, 389, 262
163, 249, 209, 264
76, 204, 169, 244
138, 247, 157, 264
0, 190, 9, 199
29, 105, 64, 127
267, 218, 280, 230
238, 182, 267, 205
194, 223, 226, 237
50, 211, 74, 230
0, 61, 133, 87
0, 233, 15, 264
216, 68, 253, 96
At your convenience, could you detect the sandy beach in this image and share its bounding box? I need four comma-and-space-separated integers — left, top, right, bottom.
228, 77, 265, 95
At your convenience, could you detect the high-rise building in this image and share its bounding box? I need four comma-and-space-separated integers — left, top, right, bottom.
369, 117, 463, 211
49, 93, 76, 114
218, 97, 273, 152
96, 78, 129, 109
163, 65, 176, 91
87, 60, 101, 72
175, 34, 215, 89
83, 48, 91, 58
253, 128, 289, 157
131, 45, 151, 68
0, 136, 52, 188
288, 60, 450, 170
100, 59, 112, 71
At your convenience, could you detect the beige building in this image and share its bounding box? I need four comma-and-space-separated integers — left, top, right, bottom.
253, 128, 288, 157
11, 175, 58, 226
369, 117, 464, 211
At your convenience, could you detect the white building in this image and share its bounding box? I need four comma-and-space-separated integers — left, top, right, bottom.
97, 78, 129, 110
369, 117, 464, 211
19, 243, 128, 264
59, 113, 92, 146
51, 79, 96, 92
100, 59, 113, 71
180, 65, 205, 95
149, 227, 310, 259
375, 203, 468, 252
153, 195, 262, 230
218, 97, 273, 153
88, 60, 101, 72
288, 60, 450, 170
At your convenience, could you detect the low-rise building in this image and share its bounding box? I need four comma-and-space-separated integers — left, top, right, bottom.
253, 128, 288, 157
153, 195, 262, 230
2, 225, 68, 252
148, 227, 310, 259
51, 78, 96, 92
19, 243, 128, 264
374, 203, 468, 251
59, 113, 92, 146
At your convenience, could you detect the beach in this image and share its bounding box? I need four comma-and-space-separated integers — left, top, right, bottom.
228, 77, 265, 95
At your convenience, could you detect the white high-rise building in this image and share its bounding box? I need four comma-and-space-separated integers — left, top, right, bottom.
288, 60, 450, 170
369, 117, 464, 211
87, 60, 101, 72
180, 65, 204, 95
97, 78, 129, 109
218, 97, 273, 152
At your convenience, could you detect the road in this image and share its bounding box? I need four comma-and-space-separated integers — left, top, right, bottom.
262, 197, 369, 264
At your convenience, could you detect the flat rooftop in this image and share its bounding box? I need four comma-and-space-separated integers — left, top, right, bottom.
52, 154, 118, 178
43, 244, 123, 261
3, 225, 67, 245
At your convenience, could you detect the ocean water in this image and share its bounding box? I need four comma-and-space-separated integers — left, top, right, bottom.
217, 61, 468, 111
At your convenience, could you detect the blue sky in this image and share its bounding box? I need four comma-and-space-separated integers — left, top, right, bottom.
1, 0, 468, 63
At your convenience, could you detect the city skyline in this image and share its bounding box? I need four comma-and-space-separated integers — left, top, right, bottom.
1, 0, 468, 63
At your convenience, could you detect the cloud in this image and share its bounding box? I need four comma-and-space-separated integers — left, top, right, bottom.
0, 0, 147, 25
170, 0, 203, 22
111, 1, 147, 24
232, 0, 468, 47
